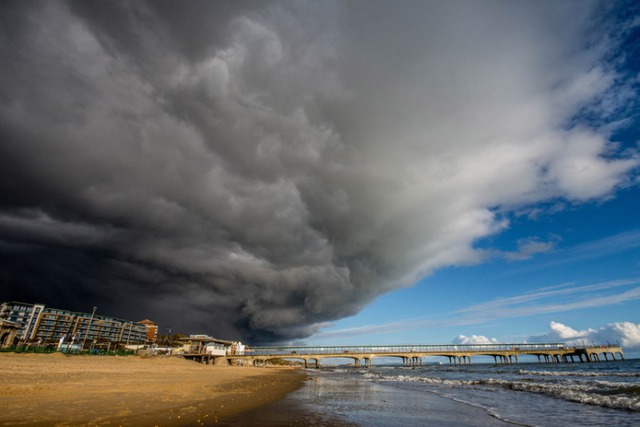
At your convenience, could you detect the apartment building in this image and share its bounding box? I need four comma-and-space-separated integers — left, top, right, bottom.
0, 301, 152, 348
0, 301, 45, 340
139, 319, 158, 342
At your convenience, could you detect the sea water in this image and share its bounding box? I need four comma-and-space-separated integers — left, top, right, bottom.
292, 359, 640, 427
218, 359, 639, 426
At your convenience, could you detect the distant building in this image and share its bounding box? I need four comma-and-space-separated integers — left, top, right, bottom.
180, 335, 245, 364
0, 319, 20, 348
0, 301, 45, 341
0, 301, 150, 348
138, 319, 158, 342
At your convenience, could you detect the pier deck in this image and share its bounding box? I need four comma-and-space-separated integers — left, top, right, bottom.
227, 343, 624, 367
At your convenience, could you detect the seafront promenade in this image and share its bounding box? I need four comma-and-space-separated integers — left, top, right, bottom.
226, 342, 625, 368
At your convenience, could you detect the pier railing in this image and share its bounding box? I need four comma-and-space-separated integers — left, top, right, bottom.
225, 342, 624, 367
245, 342, 567, 356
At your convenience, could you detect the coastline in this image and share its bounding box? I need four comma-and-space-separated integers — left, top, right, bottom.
218, 369, 516, 427
0, 352, 305, 426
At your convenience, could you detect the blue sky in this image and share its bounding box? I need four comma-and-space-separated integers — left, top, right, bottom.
1, 1, 639, 349
308, 188, 640, 350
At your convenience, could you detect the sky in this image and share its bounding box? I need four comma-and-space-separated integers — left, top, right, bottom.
1, 1, 639, 353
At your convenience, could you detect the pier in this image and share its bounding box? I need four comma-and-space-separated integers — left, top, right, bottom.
227, 343, 624, 367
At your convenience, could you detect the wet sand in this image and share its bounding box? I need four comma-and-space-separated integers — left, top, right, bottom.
0, 352, 305, 426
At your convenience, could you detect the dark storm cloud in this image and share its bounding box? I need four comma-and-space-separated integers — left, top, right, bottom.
0, 0, 637, 343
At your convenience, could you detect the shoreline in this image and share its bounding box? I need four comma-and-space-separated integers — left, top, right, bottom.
216, 369, 517, 427
0, 352, 306, 426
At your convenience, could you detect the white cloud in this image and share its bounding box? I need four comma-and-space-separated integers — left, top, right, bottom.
530, 321, 640, 350
452, 335, 498, 345
504, 236, 558, 261
547, 129, 639, 200
454, 279, 640, 320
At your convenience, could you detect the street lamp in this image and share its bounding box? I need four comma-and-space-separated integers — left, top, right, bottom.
81, 306, 97, 351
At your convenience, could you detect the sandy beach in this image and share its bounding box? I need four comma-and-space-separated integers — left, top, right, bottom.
0, 352, 305, 426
